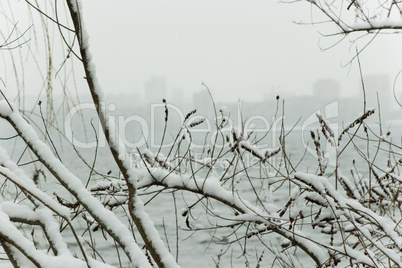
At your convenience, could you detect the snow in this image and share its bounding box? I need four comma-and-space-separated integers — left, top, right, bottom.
294, 172, 402, 261
128, 193, 179, 268
293, 173, 326, 195
1, 0, 400, 265
3, 0, 177, 266
350, 18, 402, 31
0, 98, 151, 267
0, 147, 70, 219
135, 164, 401, 265
137, 168, 256, 216
332, 244, 378, 266
186, 117, 205, 128
0, 208, 116, 268
304, 192, 327, 206
0, 202, 39, 223
389, 172, 402, 183
313, 1, 402, 33
346, 199, 402, 247
316, 112, 336, 147
230, 133, 280, 162
355, 222, 402, 266
136, 168, 329, 265
338, 173, 360, 199
2, 94, 400, 266
0, 203, 71, 257
239, 140, 266, 160
289, 194, 306, 220
104, 194, 128, 207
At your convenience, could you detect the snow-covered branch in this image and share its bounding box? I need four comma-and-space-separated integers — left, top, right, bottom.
0, 1, 400, 267
0, 100, 151, 267
288, 0, 402, 34
65, 1, 177, 267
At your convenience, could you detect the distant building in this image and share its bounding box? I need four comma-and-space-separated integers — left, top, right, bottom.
193, 90, 210, 107
362, 74, 391, 110
170, 88, 184, 107
313, 79, 340, 102
193, 89, 213, 117
144, 75, 167, 104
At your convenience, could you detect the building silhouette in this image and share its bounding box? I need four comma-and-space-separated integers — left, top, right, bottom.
313, 79, 340, 102
362, 74, 391, 111
145, 75, 167, 104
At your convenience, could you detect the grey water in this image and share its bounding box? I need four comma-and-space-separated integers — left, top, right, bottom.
0, 100, 400, 267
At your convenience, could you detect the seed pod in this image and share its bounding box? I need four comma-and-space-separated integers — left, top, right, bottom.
184, 109, 196, 121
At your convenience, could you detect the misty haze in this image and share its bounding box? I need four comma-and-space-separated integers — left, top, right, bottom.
0, 1, 401, 268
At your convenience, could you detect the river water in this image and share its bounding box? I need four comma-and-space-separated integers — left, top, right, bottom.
0, 107, 400, 267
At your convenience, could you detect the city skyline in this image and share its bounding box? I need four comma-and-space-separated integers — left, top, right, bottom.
139, 73, 400, 112
2, 1, 401, 107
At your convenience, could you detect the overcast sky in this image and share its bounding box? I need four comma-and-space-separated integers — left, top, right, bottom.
76, 0, 402, 103
2, 1, 402, 104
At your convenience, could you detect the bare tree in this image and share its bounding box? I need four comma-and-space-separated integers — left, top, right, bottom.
0, 1, 400, 267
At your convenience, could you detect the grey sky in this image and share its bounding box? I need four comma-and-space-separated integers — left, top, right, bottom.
2, 1, 401, 104
78, 0, 402, 103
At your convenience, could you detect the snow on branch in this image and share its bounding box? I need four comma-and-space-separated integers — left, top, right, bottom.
294, 172, 402, 266
290, 0, 402, 34
135, 168, 328, 265
64, 0, 177, 266
0, 203, 70, 257
0, 99, 151, 268
0, 207, 114, 268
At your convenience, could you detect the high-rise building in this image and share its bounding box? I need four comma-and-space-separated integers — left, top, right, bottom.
171, 88, 184, 107
193, 89, 214, 117
144, 75, 167, 104
362, 74, 391, 110
313, 79, 340, 102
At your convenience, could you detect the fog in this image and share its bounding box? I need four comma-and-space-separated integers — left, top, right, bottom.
1, 0, 402, 107
79, 0, 402, 104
